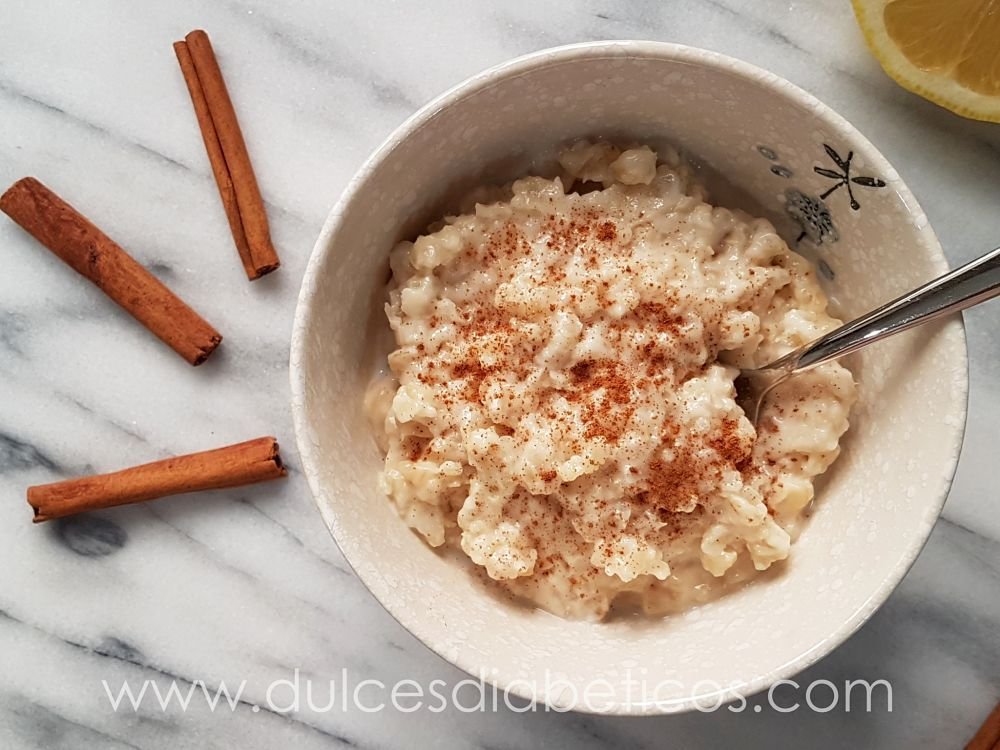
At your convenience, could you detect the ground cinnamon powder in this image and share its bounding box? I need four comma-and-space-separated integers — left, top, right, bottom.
414, 202, 758, 545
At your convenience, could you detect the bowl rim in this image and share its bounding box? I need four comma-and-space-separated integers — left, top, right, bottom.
290, 39, 969, 716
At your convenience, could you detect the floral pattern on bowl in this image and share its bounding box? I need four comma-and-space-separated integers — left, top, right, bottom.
756, 142, 888, 272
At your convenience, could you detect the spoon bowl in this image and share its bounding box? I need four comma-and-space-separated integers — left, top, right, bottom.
739, 245, 1000, 425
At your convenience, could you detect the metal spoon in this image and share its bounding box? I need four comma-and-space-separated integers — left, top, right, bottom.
738, 245, 1000, 425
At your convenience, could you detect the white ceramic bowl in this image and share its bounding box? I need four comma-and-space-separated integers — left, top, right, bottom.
291, 42, 967, 715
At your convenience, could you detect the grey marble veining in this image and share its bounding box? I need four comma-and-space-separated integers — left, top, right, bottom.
1, 1, 998, 748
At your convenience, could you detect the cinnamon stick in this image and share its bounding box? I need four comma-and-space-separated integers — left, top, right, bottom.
27, 437, 286, 523
966, 701, 1000, 750
174, 29, 280, 280
0, 177, 222, 365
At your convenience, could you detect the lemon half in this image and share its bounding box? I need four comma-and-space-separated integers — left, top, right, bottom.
852, 0, 1000, 123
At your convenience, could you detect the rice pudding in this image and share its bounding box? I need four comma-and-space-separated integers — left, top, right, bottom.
366, 141, 856, 620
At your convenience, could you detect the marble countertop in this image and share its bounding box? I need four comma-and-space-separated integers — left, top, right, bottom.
2, 1, 998, 747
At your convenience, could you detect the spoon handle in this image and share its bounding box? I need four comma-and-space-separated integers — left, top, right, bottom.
770, 245, 1000, 373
